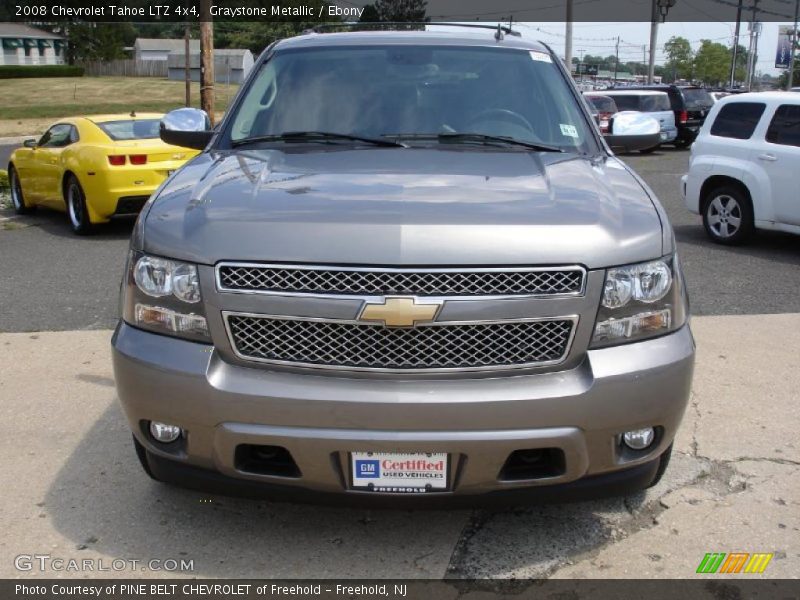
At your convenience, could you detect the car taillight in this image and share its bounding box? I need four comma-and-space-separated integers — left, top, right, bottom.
129, 155, 147, 165
679, 110, 688, 124
108, 155, 126, 166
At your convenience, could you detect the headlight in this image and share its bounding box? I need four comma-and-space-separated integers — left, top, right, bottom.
122, 252, 210, 342
591, 255, 688, 348
133, 255, 200, 302
602, 259, 672, 308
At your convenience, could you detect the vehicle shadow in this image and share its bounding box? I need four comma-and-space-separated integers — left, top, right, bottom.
673, 224, 800, 264
6, 206, 135, 241
44, 402, 644, 579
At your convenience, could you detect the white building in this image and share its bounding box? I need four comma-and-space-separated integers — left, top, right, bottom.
167, 49, 254, 84
134, 38, 200, 62
0, 23, 66, 66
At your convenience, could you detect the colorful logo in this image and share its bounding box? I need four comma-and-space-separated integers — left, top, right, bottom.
355, 460, 380, 478
696, 552, 773, 574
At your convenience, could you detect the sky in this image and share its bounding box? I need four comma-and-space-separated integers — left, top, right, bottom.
500, 22, 795, 76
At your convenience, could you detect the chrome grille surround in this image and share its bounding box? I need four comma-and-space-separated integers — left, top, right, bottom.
223, 312, 578, 373
216, 263, 586, 298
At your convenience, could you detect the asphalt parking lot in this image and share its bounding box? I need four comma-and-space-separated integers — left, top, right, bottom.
0, 148, 798, 581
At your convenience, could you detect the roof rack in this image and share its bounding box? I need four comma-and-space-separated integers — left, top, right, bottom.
304, 22, 521, 37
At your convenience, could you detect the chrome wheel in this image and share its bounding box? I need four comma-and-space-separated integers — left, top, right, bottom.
10, 168, 23, 210
67, 180, 84, 229
706, 194, 742, 239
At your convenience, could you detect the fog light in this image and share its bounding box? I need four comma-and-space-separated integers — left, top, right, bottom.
149, 421, 182, 443
623, 427, 655, 450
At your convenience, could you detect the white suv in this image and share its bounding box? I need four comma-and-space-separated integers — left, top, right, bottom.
682, 92, 800, 244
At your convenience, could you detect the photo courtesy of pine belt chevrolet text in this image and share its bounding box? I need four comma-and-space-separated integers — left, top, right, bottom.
111, 25, 695, 505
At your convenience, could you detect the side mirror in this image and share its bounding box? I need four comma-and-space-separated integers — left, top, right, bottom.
23, 139, 37, 148
604, 112, 662, 153
160, 108, 213, 150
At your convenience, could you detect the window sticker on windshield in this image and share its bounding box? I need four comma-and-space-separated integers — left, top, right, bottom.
560, 124, 579, 138
529, 51, 552, 63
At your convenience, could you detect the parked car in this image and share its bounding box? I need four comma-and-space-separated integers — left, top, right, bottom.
710, 91, 730, 102
583, 93, 619, 134
616, 85, 714, 147
7, 113, 199, 235
113, 26, 693, 505
601, 90, 677, 149
682, 92, 800, 244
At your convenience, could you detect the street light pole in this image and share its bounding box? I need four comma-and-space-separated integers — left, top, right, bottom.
789, 0, 799, 89
648, 0, 658, 84
565, 0, 573, 74
729, 0, 742, 88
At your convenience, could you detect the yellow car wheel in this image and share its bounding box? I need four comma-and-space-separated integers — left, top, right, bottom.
65, 174, 93, 236
9, 166, 35, 215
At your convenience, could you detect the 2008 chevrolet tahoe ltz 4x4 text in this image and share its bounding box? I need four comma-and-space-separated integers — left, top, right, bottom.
112, 25, 694, 506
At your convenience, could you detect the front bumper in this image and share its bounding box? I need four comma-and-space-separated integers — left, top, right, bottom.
112, 322, 695, 502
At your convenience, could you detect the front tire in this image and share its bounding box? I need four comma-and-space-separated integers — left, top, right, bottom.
65, 174, 93, 235
702, 186, 754, 245
8, 165, 35, 214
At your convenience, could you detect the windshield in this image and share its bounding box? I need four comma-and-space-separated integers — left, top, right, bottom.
97, 119, 161, 141
682, 88, 713, 109
229, 46, 595, 152
586, 95, 617, 113
640, 94, 670, 112
607, 95, 640, 111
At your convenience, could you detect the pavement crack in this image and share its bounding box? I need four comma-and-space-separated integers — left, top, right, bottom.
726, 456, 800, 467
689, 390, 701, 459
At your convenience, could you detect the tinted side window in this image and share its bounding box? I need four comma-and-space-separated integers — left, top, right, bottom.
709, 102, 765, 139
766, 104, 800, 147
40, 124, 74, 148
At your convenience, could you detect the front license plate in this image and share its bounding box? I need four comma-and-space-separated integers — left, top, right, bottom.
350, 452, 449, 493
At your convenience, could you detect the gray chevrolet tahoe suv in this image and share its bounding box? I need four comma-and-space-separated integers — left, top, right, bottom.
112, 26, 694, 505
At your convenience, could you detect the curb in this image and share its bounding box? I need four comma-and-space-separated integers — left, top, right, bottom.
0, 136, 32, 145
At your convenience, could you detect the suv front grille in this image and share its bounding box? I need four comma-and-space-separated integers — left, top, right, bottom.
217, 264, 585, 297
224, 314, 576, 372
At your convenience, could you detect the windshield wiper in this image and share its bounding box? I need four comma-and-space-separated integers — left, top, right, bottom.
232, 131, 406, 148
384, 133, 563, 152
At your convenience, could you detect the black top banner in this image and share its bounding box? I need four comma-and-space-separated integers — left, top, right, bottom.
0, 0, 799, 23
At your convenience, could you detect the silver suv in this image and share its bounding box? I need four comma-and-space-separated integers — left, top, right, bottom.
112, 26, 694, 505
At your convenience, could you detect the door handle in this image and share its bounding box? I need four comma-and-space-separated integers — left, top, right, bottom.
757, 153, 777, 162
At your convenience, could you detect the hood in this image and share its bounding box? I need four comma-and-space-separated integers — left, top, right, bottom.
141, 148, 664, 269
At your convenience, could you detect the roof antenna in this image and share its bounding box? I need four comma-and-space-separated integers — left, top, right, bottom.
495, 23, 504, 41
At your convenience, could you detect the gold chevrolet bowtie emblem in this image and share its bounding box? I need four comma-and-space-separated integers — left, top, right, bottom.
359, 296, 441, 328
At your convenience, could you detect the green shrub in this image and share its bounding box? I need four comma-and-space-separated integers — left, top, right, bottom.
0, 170, 9, 191
0, 65, 84, 79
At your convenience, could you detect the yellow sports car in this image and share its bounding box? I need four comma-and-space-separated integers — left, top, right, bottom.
7, 113, 199, 234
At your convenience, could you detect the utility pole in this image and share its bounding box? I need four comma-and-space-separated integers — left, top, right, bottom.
199, 0, 215, 125
648, 0, 659, 84
614, 36, 620, 83
565, 0, 573, 74
789, 0, 799, 89
729, 0, 743, 88
184, 22, 191, 107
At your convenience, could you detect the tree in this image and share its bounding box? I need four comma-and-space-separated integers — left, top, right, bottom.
664, 36, 693, 81
359, 4, 380, 21
372, 0, 427, 21
57, 22, 137, 64
693, 39, 731, 86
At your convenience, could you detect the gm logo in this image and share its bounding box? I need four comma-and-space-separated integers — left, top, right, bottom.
356, 460, 380, 478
